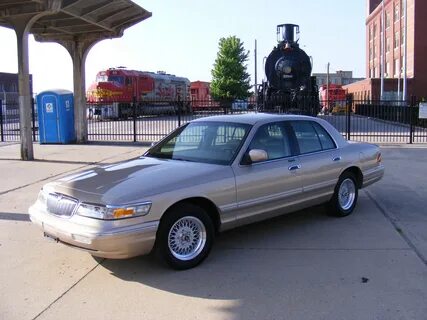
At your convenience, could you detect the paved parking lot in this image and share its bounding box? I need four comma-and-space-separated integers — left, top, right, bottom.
0, 143, 426, 320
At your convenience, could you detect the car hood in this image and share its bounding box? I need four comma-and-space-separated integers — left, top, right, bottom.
44, 157, 233, 205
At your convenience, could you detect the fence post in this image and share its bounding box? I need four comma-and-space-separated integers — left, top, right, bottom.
346, 94, 351, 140
31, 97, 36, 142
0, 99, 3, 142
222, 100, 228, 115
409, 96, 415, 144
177, 97, 181, 127
133, 96, 137, 142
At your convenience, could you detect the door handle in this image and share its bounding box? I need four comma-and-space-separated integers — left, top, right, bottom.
332, 156, 342, 162
288, 164, 301, 171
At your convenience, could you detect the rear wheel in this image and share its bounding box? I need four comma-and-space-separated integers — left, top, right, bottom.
156, 203, 214, 270
328, 172, 358, 217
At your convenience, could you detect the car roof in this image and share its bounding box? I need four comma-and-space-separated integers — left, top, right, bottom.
191, 113, 316, 125
191, 113, 348, 147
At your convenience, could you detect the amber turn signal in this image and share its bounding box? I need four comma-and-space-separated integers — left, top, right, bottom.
113, 208, 135, 218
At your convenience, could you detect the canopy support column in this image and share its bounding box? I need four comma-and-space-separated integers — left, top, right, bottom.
59, 38, 99, 143
3, 0, 61, 160
13, 17, 34, 160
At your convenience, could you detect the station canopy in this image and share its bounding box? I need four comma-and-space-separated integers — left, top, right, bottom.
0, 0, 152, 40
0, 0, 152, 160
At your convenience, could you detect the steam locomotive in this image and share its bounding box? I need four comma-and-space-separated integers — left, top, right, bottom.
258, 24, 319, 116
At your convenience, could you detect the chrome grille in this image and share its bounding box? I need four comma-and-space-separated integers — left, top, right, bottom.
46, 193, 78, 217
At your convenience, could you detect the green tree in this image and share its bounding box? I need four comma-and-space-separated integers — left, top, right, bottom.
211, 36, 251, 101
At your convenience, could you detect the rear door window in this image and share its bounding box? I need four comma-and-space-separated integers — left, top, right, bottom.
312, 122, 336, 150
290, 121, 335, 154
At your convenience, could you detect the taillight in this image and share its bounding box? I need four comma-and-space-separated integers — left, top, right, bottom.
376, 152, 382, 164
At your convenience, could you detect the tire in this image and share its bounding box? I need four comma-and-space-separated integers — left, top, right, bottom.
156, 203, 214, 270
328, 172, 358, 217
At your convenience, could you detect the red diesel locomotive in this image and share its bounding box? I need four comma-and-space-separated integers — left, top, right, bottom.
319, 84, 347, 114
87, 68, 190, 102
87, 68, 190, 118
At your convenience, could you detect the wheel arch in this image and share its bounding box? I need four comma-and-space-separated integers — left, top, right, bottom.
341, 166, 363, 189
160, 197, 221, 234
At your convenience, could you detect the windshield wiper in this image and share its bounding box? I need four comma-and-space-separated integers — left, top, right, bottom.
145, 153, 172, 159
172, 157, 195, 162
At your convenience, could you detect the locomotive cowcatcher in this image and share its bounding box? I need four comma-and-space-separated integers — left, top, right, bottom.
258, 24, 319, 116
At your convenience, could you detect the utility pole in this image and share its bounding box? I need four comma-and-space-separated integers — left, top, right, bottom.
397, 57, 401, 101
403, 0, 408, 102
380, 0, 385, 100
326, 62, 330, 109
254, 39, 258, 105
397, 2, 401, 102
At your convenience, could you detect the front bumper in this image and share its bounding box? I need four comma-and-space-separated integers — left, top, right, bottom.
29, 204, 159, 259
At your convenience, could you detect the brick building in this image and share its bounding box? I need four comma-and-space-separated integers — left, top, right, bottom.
313, 70, 363, 87
0, 72, 33, 105
345, 0, 427, 100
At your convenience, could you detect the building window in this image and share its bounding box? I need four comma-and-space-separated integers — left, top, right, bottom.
373, 24, 377, 38
386, 38, 390, 53
369, 46, 373, 60
386, 12, 391, 29
394, 32, 399, 48
401, 29, 405, 46
386, 62, 390, 78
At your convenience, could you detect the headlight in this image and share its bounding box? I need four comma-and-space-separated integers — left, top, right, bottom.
76, 202, 151, 220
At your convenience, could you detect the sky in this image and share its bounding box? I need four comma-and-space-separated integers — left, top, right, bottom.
0, 0, 367, 94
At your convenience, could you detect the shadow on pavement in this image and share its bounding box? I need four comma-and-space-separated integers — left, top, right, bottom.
101, 206, 332, 295
0, 212, 30, 222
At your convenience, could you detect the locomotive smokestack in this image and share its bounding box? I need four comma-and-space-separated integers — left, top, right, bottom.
283, 24, 295, 42
277, 24, 300, 45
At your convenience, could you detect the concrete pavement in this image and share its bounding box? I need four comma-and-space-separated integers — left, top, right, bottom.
0, 142, 426, 320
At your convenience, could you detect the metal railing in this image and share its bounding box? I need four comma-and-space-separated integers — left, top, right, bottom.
87, 99, 251, 143
0, 99, 38, 142
318, 97, 427, 144
87, 97, 427, 144
2, 97, 426, 144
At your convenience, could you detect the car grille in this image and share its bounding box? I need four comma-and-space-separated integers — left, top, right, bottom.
46, 193, 78, 217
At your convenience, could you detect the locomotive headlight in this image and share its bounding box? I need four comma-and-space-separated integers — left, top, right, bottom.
283, 66, 292, 74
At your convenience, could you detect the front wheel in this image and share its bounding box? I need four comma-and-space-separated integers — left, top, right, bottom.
156, 203, 214, 270
328, 172, 358, 217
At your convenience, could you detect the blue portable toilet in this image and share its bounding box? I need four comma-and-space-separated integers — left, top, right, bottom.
36, 89, 76, 144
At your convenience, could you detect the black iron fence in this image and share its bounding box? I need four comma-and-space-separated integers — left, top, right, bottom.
87, 99, 250, 142
2, 97, 426, 144
0, 99, 38, 142
87, 97, 427, 144
318, 98, 427, 144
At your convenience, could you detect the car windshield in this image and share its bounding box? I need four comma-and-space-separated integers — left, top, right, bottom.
145, 121, 252, 165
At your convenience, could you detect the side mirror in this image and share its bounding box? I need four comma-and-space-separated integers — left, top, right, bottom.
248, 149, 268, 163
